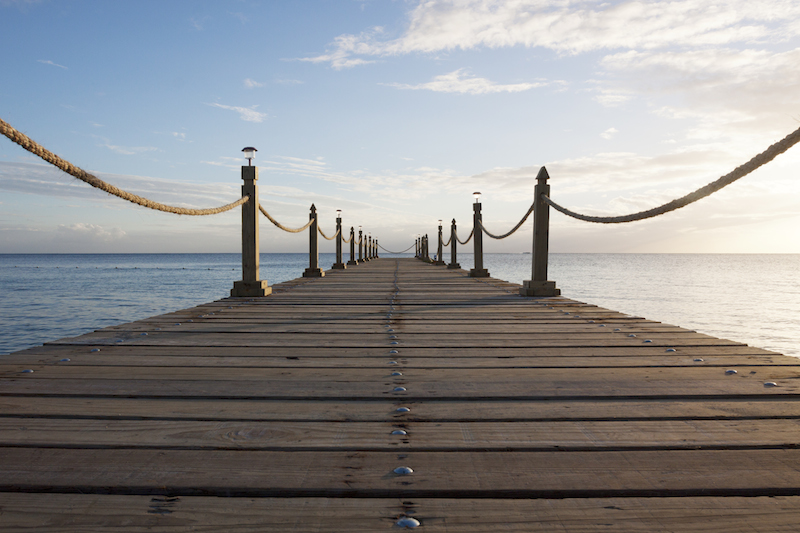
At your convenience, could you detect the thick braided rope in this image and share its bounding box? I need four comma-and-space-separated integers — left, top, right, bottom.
318, 225, 340, 240
478, 203, 535, 239
378, 242, 416, 254
442, 234, 452, 247
341, 232, 353, 244
455, 227, 474, 245
258, 204, 313, 233
1, 117, 249, 215
544, 125, 800, 224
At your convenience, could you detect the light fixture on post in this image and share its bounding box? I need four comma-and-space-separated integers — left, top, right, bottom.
231, 145, 271, 297
242, 147, 257, 166
473, 191, 481, 203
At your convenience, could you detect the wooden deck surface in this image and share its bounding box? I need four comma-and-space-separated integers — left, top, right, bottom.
2, 257, 800, 531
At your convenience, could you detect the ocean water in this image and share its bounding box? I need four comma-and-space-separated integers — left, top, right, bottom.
0, 253, 798, 357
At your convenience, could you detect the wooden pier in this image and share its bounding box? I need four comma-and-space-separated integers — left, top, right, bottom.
3, 257, 800, 531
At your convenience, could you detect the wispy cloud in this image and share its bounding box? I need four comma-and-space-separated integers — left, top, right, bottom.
243, 78, 264, 88
57, 223, 126, 242
383, 69, 548, 95
600, 128, 619, 140
206, 103, 268, 122
301, 0, 800, 68
100, 143, 159, 155
37, 59, 67, 70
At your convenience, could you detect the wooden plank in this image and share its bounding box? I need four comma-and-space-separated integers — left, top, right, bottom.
5, 448, 800, 496
3, 494, 800, 532
4, 418, 800, 450
5, 397, 800, 421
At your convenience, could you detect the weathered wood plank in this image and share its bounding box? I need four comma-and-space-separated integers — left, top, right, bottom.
3, 494, 800, 533
4, 448, 800, 496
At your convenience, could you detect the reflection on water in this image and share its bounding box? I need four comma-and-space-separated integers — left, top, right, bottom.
1, 253, 798, 358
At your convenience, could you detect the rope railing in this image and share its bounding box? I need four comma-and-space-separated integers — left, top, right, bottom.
442, 235, 452, 247
258, 204, 314, 233
341, 232, 353, 244
378, 242, 416, 254
455, 227, 474, 245
0, 117, 249, 216
318, 225, 340, 240
544, 124, 800, 224
478, 203, 535, 239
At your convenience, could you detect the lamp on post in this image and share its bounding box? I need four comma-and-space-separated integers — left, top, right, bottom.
358, 225, 363, 263
333, 209, 345, 269
435, 219, 445, 265
469, 191, 489, 278
231, 146, 271, 297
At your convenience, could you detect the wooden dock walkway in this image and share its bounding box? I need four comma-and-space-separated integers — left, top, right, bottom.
3, 257, 800, 531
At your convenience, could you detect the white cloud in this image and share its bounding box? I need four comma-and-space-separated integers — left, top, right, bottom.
206, 103, 268, 122
600, 127, 618, 140
384, 69, 548, 95
37, 59, 67, 69
57, 223, 126, 242
301, 0, 800, 67
243, 78, 264, 88
100, 143, 159, 155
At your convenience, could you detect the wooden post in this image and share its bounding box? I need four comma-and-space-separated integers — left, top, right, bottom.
303, 204, 324, 278
358, 228, 363, 263
520, 166, 560, 296
332, 214, 345, 269
231, 165, 271, 297
363, 234, 371, 262
424, 234, 430, 262
347, 227, 358, 266
447, 218, 460, 269
436, 223, 445, 265
415, 237, 419, 258
469, 200, 489, 277
375, 239, 379, 258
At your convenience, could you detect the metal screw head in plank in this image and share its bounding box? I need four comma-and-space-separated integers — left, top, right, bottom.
174, 323, 181, 326
393, 466, 413, 475
666, 348, 676, 352
389, 361, 398, 365
389, 350, 399, 354
141, 332, 148, 336
90, 348, 100, 353
764, 382, 778, 387
598, 324, 606, 327
725, 369, 738, 375
643, 339, 652, 343
614, 328, 622, 331
391, 429, 408, 435
59, 358, 70, 362
389, 335, 397, 339
396, 517, 420, 528
396, 407, 411, 413
21, 369, 34, 373
394, 387, 407, 392
628, 334, 636, 337
574, 315, 580, 318
392, 372, 403, 376
390, 341, 399, 345
694, 358, 704, 362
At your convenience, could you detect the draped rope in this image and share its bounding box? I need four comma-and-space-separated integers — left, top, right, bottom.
0, 117, 249, 215
318, 225, 340, 240
544, 124, 800, 224
478, 203, 535, 239
341, 232, 353, 244
442, 234, 452, 247
258, 204, 313, 233
455, 227, 474, 245
378, 242, 416, 254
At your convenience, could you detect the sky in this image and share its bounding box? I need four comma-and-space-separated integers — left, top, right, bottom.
1, 0, 799, 254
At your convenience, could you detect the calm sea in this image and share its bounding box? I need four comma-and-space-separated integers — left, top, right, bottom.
1, 253, 798, 357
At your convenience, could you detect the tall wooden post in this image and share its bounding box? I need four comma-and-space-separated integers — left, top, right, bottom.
303, 204, 324, 278
424, 235, 430, 261
415, 237, 419, 258
364, 235, 371, 262
448, 218, 460, 269
520, 166, 560, 296
436, 222, 445, 265
332, 213, 345, 269
231, 165, 271, 297
375, 239, 379, 258
469, 200, 489, 277
347, 227, 358, 266
358, 228, 363, 262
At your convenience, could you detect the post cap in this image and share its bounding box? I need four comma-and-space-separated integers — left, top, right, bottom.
242, 147, 257, 166
473, 191, 481, 203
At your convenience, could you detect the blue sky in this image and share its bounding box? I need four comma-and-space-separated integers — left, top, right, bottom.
1, 0, 799, 254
